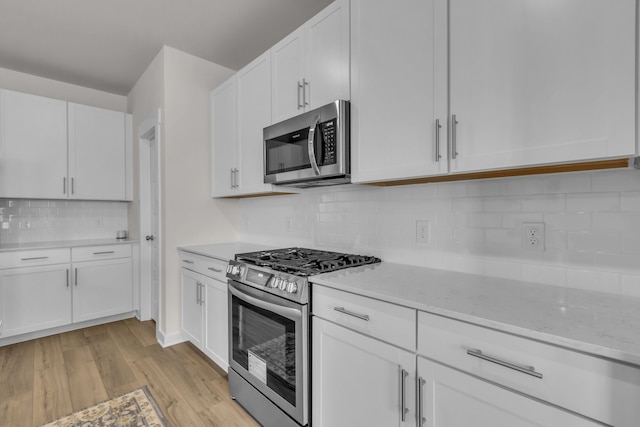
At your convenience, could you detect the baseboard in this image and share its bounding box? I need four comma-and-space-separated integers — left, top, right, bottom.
156, 328, 187, 348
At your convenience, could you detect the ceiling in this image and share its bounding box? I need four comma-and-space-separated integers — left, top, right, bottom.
0, 0, 333, 95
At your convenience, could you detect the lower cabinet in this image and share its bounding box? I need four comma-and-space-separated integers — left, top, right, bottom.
179, 250, 229, 371
417, 357, 600, 427
0, 264, 71, 337
312, 317, 415, 427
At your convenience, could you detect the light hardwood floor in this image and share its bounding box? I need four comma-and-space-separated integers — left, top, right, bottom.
0, 318, 259, 427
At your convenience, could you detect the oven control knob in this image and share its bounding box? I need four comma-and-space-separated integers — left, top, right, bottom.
279, 280, 287, 291
287, 282, 298, 294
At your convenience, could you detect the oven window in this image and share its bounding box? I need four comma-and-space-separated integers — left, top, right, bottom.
265, 127, 312, 175
231, 294, 297, 406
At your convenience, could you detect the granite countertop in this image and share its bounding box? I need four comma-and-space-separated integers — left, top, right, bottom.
0, 238, 139, 252
177, 242, 276, 261
312, 262, 640, 367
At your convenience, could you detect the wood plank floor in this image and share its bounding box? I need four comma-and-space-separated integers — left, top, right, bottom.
0, 319, 259, 427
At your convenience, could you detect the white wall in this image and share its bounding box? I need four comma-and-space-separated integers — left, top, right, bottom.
0, 66, 126, 111
237, 168, 640, 298
127, 46, 236, 337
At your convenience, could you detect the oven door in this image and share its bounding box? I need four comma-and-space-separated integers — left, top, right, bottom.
228, 280, 308, 426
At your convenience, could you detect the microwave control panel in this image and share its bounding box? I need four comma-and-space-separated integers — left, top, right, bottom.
321, 119, 337, 165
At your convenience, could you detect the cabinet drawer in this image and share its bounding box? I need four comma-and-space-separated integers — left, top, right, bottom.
72, 244, 131, 262
418, 311, 640, 427
179, 251, 228, 282
0, 248, 70, 269
312, 285, 415, 351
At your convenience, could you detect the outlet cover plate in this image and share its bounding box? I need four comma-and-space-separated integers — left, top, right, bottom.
416, 220, 430, 244
522, 222, 545, 252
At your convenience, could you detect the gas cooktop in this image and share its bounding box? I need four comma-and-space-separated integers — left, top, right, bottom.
235, 247, 381, 276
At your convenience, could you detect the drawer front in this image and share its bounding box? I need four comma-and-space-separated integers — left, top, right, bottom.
72, 244, 132, 262
418, 311, 640, 427
179, 251, 228, 281
0, 248, 70, 269
312, 284, 416, 351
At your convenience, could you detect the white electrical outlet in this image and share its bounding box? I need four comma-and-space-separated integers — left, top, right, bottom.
416, 220, 430, 244
522, 222, 545, 251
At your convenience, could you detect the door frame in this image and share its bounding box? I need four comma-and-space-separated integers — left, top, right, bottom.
138, 114, 162, 324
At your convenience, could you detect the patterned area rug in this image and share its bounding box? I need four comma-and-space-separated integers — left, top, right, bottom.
39, 386, 169, 427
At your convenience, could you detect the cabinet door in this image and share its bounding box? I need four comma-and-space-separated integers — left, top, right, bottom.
350, 0, 448, 184
236, 52, 274, 196
312, 317, 415, 427
203, 277, 228, 371
68, 103, 127, 200
72, 258, 133, 323
449, 0, 636, 173
211, 77, 238, 197
271, 26, 306, 122
0, 89, 68, 198
305, 0, 350, 109
0, 265, 71, 337
180, 268, 203, 347
418, 357, 601, 427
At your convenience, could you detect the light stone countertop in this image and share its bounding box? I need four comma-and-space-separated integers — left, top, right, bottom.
311, 262, 640, 367
177, 242, 276, 262
0, 238, 139, 252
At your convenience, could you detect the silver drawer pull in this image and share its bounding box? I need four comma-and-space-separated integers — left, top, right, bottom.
207, 267, 222, 273
21, 256, 49, 261
467, 349, 543, 379
182, 260, 194, 264
333, 307, 370, 321
93, 251, 115, 255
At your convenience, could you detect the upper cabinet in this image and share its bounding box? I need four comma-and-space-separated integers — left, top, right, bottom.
68, 103, 129, 200
351, 0, 448, 184
0, 89, 132, 200
448, 0, 636, 174
271, 0, 350, 123
0, 89, 68, 199
211, 52, 289, 198
351, 0, 637, 185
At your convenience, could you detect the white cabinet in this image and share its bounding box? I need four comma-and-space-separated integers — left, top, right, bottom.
179, 250, 229, 370
417, 357, 600, 427
351, 0, 637, 184
351, 0, 447, 184
271, 0, 350, 122
0, 88, 132, 200
211, 52, 286, 198
0, 264, 71, 338
448, 0, 636, 173
312, 284, 416, 427
312, 317, 415, 427
0, 89, 68, 198
68, 103, 128, 200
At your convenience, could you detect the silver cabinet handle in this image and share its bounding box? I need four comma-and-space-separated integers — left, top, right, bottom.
20, 256, 49, 261
417, 376, 426, 425
75, 268, 78, 286
93, 251, 115, 255
303, 78, 309, 106
63, 177, 67, 195
435, 119, 442, 162
333, 306, 370, 321
230, 168, 234, 189
467, 349, 543, 379
207, 267, 222, 273
307, 115, 321, 176
297, 81, 304, 109
66, 269, 70, 288
451, 114, 459, 160
400, 368, 409, 422
182, 260, 194, 264
71, 177, 75, 194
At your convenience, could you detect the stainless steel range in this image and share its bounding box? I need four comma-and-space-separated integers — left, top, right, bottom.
226, 247, 381, 427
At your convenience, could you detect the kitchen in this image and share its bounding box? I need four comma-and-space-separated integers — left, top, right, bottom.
1, 0, 640, 426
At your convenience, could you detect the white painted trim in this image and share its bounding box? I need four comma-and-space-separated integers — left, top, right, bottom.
0, 312, 137, 347
156, 328, 187, 348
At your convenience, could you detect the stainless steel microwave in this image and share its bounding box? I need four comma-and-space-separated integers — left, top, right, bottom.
264, 100, 350, 187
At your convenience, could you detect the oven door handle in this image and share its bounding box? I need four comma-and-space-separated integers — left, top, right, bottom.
307, 115, 321, 176
229, 282, 302, 320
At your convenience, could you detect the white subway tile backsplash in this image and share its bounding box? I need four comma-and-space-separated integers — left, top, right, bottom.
237, 169, 640, 297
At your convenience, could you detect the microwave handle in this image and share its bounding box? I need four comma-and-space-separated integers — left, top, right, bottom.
308, 115, 321, 176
